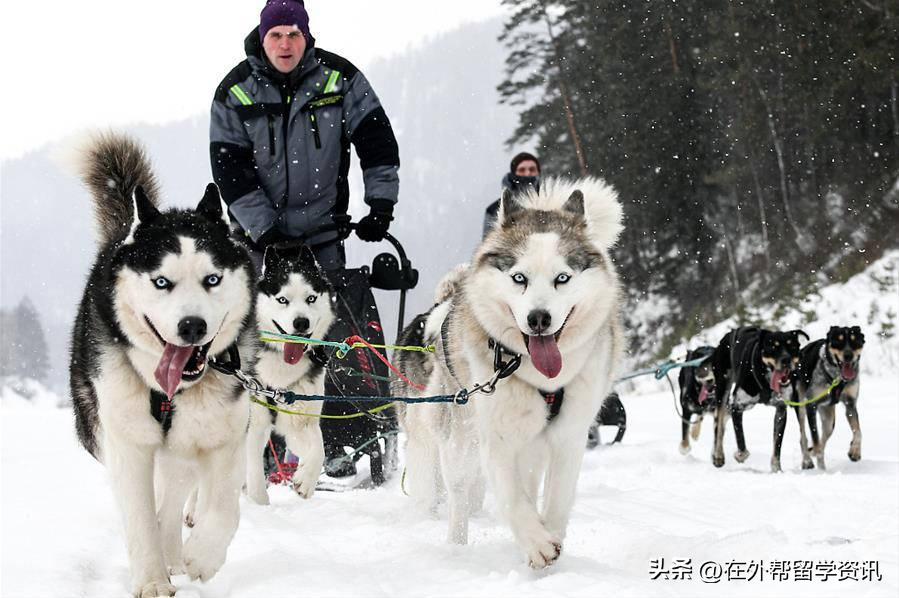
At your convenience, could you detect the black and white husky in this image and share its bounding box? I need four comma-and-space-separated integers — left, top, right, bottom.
397, 178, 624, 568
245, 245, 337, 503
69, 133, 256, 597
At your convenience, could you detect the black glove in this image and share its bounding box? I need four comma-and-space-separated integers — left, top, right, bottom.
255, 227, 290, 250
356, 199, 394, 242
332, 213, 353, 240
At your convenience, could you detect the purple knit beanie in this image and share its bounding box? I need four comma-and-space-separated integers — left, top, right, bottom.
260, 0, 311, 43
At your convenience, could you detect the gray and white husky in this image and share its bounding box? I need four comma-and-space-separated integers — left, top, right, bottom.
396, 177, 625, 568
245, 245, 336, 503
69, 133, 256, 597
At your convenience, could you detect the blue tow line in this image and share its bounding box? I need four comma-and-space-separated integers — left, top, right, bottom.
214, 347, 710, 409
278, 391, 461, 405
615, 355, 710, 383
273, 355, 711, 404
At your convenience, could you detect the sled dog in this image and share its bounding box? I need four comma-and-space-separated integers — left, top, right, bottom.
677, 346, 717, 454
795, 325, 865, 469
245, 245, 336, 503
710, 326, 808, 472
397, 178, 624, 568
69, 133, 256, 597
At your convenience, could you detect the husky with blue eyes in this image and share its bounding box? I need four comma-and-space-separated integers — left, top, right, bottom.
244, 245, 336, 504
397, 178, 624, 569
69, 133, 256, 597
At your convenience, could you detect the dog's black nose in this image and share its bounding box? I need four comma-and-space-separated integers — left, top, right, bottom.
293, 317, 310, 333
178, 316, 207, 345
843, 351, 853, 363
779, 356, 791, 369
527, 309, 552, 334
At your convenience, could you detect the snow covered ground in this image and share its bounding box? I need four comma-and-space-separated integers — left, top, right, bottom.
2, 253, 897, 597
2, 375, 896, 597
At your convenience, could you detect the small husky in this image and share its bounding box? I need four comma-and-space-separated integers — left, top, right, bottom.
397, 178, 624, 568
245, 245, 337, 503
69, 133, 256, 597
795, 325, 865, 469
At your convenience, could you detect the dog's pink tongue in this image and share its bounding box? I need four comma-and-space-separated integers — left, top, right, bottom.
770, 369, 789, 394
527, 335, 562, 379
841, 363, 856, 381
698, 385, 710, 404
154, 343, 194, 399
283, 343, 306, 365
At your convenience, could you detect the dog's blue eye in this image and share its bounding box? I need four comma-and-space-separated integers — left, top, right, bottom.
511, 273, 527, 285
204, 274, 221, 287
276, 296, 289, 305
306, 295, 317, 304
152, 276, 171, 290
555, 273, 571, 285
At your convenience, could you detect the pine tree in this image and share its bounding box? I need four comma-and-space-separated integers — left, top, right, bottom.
0, 296, 51, 383
498, 0, 899, 358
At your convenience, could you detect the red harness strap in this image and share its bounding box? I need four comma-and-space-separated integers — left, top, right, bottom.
266, 438, 297, 484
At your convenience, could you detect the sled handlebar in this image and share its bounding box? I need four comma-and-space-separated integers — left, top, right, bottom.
271, 221, 410, 266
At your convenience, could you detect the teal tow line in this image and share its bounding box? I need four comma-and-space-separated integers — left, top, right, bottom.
615, 355, 711, 383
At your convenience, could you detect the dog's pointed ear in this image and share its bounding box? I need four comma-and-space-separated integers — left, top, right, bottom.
262, 245, 280, 277
196, 183, 227, 224
499, 189, 523, 228
562, 189, 585, 217
298, 244, 319, 269
794, 329, 810, 342
132, 185, 160, 225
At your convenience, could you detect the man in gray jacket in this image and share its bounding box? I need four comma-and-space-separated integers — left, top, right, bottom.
211, 1, 401, 482
210, 0, 399, 269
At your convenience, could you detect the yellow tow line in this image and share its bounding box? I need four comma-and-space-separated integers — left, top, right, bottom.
781, 377, 842, 407
250, 396, 396, 419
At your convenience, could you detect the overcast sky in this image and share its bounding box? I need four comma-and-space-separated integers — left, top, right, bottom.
0, 0, 506, 160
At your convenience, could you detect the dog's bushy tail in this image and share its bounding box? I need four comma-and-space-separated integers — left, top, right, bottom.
76, 132, 161, 245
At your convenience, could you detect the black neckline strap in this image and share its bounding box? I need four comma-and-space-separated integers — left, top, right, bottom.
539, 388, 565, 421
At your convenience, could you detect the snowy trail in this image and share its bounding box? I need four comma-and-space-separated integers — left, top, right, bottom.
2, 375, 896, 597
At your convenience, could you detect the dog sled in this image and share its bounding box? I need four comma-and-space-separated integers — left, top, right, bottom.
264, 222, 419, 491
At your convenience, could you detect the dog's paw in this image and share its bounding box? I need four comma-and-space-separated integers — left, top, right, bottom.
678, 443, 691, 455
520, 527, 562, 569
770, 457, 782, 473
136, 580, 176, 598
801, 458, 815, 470
526, 538, 562, 569
291, 467, 318, 499
733, 449, 750, 463
848, 446, 861, 462
711, 451, 725, 468
183, 534, 227, 583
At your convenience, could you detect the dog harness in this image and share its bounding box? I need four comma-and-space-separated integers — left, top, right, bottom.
150, 390, 175, 434
818, 345, 848, 404
539, 389, 565, 421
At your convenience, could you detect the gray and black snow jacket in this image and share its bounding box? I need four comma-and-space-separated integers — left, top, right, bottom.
210, 28, 399, 248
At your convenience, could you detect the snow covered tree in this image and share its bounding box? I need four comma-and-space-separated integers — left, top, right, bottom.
0, 296, 51, 383
499, 0, 899, 358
